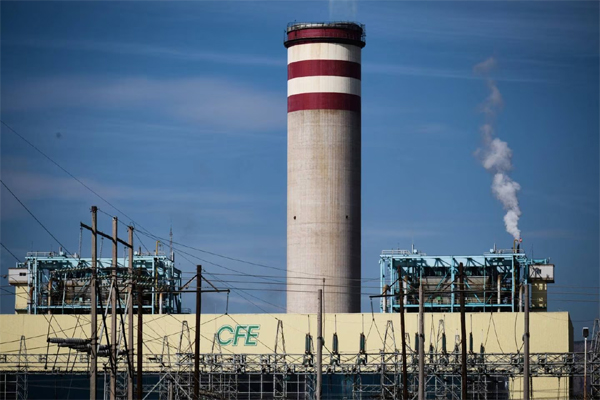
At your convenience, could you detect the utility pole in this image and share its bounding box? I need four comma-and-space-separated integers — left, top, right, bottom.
194, 265, 202, 400
316, 289, 323, 400
399, 280, 408, 400
136, 269, 143, 400
127, 227, 134, 400
110, 217, 118, 400
524, 282, 530, 400
80, 210, 135, 399
418, 280, 425, 400
90, 206, 98, 400
459, 262, 467, 400
584, 327, 590, 400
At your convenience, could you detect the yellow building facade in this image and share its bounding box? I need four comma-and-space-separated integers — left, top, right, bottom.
0, 311, 572, 398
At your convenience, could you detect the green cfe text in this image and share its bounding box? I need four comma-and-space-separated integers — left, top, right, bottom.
217, 324, 260, 346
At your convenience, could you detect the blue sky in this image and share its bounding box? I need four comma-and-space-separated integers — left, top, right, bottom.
1, 1, 598, 338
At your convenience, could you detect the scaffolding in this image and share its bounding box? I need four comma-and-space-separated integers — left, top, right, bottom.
0, 350, 595, 399
379, 246, 555, 313
592, 319, 600, 398
8, 250, 182, 315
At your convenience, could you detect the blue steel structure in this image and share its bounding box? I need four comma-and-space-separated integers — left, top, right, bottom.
379, 245, 554, 313
11, 250, 182, 315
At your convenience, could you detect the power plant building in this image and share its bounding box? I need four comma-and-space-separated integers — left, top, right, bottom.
0, 21, 595, 400
0, 311, 576, 399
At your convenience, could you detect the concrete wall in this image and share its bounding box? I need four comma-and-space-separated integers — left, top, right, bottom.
0, 312, 572, 397
0, 312, 573, 398
0, 312, 571, 355
13, 286, 29, 312
0, 312, 572, 354
287, 110, 361, 314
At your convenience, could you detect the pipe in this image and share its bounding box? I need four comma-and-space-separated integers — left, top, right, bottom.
382, 284, 389, 313
316, 289, 323, 400
418, 280, 425, 400
524, 283, 530, 400
519, 284, 523, 313
497, 274, 502, 312
399, 281, 408, 399
127, 227, 134, 400
136, 270, 143, 400
47, 276, 52, 315
459, 263, 467, 400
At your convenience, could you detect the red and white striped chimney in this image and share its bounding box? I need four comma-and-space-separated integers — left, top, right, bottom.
285, 22, 365, 314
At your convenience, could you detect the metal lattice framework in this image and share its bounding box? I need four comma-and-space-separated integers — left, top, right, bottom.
591, 319, 600, 398
8, 251, 182, 315
379, 248, 554, 314
0, 350, 597, 399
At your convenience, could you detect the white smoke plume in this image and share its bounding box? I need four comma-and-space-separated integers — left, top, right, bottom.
474, 57, 522, 239
329, 0, 358, 20
473, 57, 497, 75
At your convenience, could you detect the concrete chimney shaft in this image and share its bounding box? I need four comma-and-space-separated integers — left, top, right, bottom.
285, 22, 365, 313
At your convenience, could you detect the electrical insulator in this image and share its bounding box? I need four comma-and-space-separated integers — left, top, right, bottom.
415, 333, 419, 354
469, 332, 473, 353
359, 333, 366, 354
442, 333, 447, 353
305, 334, 312, 354
332, 333, 339, 354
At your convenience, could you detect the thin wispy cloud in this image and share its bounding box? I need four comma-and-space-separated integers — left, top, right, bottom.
4, 76, 286, 131
364, 3, 598, 48
2, 169, 261, 206
0, 169, 273, 228
363, 227, 442, 240
524, 229, 591, 241
362, 62, 547, 83
412, 123, 464, 137
3, 38, 285, 67
523, 189, 599, 217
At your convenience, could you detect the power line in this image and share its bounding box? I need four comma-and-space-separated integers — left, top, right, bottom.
150, 234, 281, 284
124, 213, 368, 282
1, 286, 598, 303
180, 270, 380, 283
1, 179, 72, 255
1, 121, 513, 289
133, 230, 151, 254
140, 227, 317, 279
188, 278, 382, 290
174, 249, 286, 313
0, 242, 21, 262
1, 120, 144, 233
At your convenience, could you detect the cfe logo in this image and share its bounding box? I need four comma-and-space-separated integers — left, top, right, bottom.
217, 324, 260, 346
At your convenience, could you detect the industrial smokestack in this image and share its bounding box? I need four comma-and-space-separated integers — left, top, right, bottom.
284, 22, 365, 314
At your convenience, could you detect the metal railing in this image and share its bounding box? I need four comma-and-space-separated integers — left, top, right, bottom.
284, 21, 366, 44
